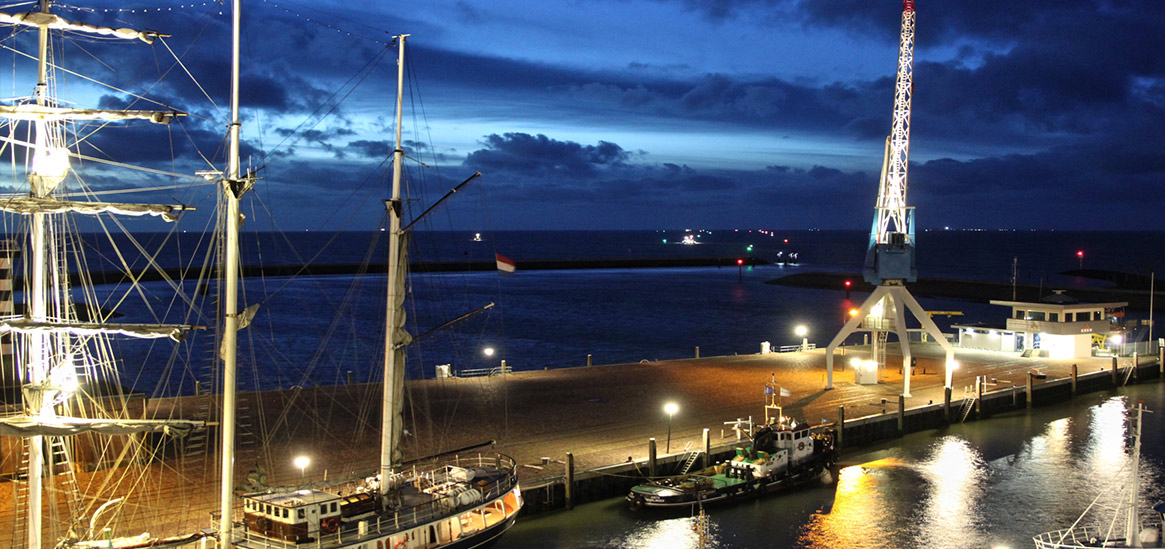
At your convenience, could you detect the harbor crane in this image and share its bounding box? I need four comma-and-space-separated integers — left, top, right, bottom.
823, 0, 956, 396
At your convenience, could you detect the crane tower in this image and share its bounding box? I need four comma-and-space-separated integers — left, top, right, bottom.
823, 0, 956, 396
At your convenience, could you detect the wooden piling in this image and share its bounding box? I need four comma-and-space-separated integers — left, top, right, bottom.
1112, 356, 1119, 385
648, 438, 657, 477
587, 354, 592, 367
565, 452, 575, 510
837, 406, 845, 450
1071, 364, 1078, 397
1026, 371, 1034, 408
702, 428, 711, 470
897, 395, 905, 434
944, 387, 951, 424
695, 346, 700, 359
1133, 352, 1139, 381
975, 376, 984, 418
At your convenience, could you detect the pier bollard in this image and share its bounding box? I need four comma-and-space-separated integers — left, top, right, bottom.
944, 387, 952, 424
702, 428, 711, 470
1071, 364, 1078, 397
648, 438, 657, 478
1112, 356, 1119, 385
565, 452, 575, 510
897, 395, 905, 434
587, 354, 592, 367
695, 346, 700, 359
1026, 371, 1034, 409
836, 406, 845, 450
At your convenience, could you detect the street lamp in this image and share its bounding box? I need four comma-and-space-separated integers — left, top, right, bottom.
483, 347, 495, 357
795, 325, 809, 351
293, 455, 310, 480
663, 402, 679, 453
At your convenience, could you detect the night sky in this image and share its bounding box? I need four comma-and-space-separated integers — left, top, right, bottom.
3, 0, 1163, 231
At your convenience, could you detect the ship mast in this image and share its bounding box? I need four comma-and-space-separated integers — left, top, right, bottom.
381, 33, 409, 485
219, 0, 246, 543
25, 2, 53, 545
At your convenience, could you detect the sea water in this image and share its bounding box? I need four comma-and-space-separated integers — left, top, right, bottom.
75, 229, 1163, 395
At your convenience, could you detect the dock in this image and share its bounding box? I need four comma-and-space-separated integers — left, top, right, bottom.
0, 344, 1159, 543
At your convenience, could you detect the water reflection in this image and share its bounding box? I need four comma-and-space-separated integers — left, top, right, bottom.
799, 459, 902, 548
915, 437, 987, 548
615, 514, 720, 549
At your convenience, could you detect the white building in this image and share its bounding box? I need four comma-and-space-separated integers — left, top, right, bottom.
954, 291, 1126, 359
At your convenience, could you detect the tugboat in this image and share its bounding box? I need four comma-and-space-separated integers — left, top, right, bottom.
627, 378, 837, 510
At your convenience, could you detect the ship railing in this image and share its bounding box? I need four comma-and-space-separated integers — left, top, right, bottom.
455, 363, 513, 377
778, 343, 817, 353
1032, 526, 1122, 548
225, 454, 519, 548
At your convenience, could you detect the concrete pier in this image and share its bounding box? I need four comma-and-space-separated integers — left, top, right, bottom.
0, 343, 1156, 543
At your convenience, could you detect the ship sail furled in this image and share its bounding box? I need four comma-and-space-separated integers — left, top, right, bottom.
0, 2, 207, 547
0, 9, 160, 43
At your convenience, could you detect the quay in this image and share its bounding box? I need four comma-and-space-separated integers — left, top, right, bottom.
0, 343, 1159, 544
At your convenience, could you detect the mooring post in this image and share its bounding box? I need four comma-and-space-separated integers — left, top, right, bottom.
1160, 348, 1164, 377
944, 387, 952, 424
565, 452, 575, 510
1071, 364, 1078, 397
975, 376, 984, 418
648, 438, 657, 477
897, 395, 905, 435
695, 346, 700, 359
1133, 352, 1139, 382
1026, 371, 1034, 408
702, 428, 711, 470
347, 370, 354, 385
1112, 356, 1119, 385
836, 406, 845, 450
587, 354, 592, 367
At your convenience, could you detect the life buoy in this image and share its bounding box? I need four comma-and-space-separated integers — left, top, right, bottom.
797, 441, 805, 451
394, 541, 408, 549
321, 516, 340, 533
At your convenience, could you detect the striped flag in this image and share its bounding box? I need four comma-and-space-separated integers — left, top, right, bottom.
780, 387, 792, 397
496, 253, 516, 274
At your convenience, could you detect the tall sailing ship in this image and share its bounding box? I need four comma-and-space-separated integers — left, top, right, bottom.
227, 34, 523, 549
0, 1, 209, 548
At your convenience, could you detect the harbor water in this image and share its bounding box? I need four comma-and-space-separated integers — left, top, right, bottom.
499, 381, 1165, 549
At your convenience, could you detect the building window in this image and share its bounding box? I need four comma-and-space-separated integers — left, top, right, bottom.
1015, 310, 1024, 319
1049, 313, 1059, 322
1029, 311, 1046, 321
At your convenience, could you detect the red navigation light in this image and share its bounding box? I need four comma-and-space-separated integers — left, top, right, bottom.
737, 258, 744, 265
1076, 250, 1084, 258
844, 280, 852, 287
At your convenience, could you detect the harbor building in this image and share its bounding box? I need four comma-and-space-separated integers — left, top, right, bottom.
954, 291, 1127, 359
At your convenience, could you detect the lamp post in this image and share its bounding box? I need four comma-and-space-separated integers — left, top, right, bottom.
795, 325, 809, 351
663, 402, 679, 453
293, 456, 310, 480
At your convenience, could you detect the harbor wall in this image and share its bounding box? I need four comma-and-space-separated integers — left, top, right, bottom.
520, 356, 1163, 515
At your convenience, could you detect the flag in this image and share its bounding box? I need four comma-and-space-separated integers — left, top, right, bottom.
496, 253, 516, 274
779, 387, 791, 397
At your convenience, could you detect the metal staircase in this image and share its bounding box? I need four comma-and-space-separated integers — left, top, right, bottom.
959, 385, 977, 423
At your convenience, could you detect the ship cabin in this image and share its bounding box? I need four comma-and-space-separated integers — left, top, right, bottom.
243, 489, 345, 543
774, 422, 814, 463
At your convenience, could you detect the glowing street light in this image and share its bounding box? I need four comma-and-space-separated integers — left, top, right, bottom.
794, 325, 809, 351
483, 347, 495, 357
293, 455, 310, 480
663, 402, 679, 453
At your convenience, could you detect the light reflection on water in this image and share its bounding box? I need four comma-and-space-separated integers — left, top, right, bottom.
501, 386, 1165, 549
